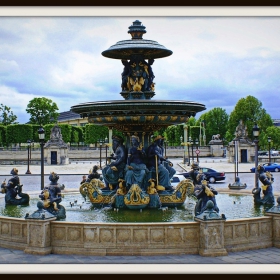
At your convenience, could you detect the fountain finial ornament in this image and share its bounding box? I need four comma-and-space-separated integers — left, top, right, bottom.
128, 19, 146, 39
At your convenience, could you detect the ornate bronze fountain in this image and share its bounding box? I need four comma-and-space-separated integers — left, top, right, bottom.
71, 20, 206, 209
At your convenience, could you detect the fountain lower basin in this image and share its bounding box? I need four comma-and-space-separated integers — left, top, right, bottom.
0, 190, 277, 257
0, 192, 270, 222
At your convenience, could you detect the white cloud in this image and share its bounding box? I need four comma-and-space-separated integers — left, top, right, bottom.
0, 16, 279, 123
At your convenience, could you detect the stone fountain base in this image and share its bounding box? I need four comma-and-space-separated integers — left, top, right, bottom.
0, 208, 278, 257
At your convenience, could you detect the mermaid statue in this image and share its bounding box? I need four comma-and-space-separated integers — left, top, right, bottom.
1, 168, 30, 205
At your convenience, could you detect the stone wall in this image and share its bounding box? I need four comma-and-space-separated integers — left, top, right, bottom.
0, 214, 279, 256
0, 145, 224, 165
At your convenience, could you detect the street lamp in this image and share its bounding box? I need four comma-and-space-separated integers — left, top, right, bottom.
180, 135, 185, 164
234, 139, 239, 178
253, 123, 260, 189
104, 137, 109, 166
25, 139, 32, 174
222, 138, 226, 158
38, 126, 45, 190
99, 139, 104, 169
189, 136, 194, 164
195, 138, 199, 163
268, 136, 271, 163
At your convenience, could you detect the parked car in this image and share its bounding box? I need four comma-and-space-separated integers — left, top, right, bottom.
268, 151, 279, 156
170, 174, 186, 187
179, 167, 226, 183
250, 162, 280, 173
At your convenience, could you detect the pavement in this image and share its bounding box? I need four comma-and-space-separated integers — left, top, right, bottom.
0, 246, 280, 274
1, 157, 280, 273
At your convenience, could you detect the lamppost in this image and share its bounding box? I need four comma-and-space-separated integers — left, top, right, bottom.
222, 138, 226, 158
268, 136, 271, 163
25, 139, 32, 174
104, 137, 109, 166
195, 138, 199, 163
99, 139, 104, 169
38, 126, 45, 190
189, 137, 194, 164
180, 135, 185, 164
187, 141, 190, 166
253, 123, 260, 189
234, 139, 239, 178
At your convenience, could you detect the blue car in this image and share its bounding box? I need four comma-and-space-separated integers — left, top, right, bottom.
250, 162, 280, 173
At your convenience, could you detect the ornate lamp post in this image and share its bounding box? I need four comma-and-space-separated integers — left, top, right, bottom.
25, 139, 32, 174
189, 136, 194, 164
104, 136, 109, 166
222, 138, 226, 158
268, 136, 271, 163
99, 139, 104, 169
38, 127, 45, 190
187, 141, 190, 166
195, 138, 199, 163
253, 123, 260, 189
180, 135, 185, 164
234, 139, 239, 178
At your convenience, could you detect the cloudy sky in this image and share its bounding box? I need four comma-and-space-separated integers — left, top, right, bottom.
1, 7, 280, 124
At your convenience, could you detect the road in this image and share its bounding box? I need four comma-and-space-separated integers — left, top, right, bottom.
0, 157, 279, 196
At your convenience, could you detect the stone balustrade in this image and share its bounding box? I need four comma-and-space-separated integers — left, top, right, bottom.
0, 213, 279, 257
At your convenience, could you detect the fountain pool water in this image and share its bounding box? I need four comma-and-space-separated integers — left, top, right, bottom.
0, 192, 271, 223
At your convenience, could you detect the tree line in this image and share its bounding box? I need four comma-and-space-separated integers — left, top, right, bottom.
0, 96, 279, 151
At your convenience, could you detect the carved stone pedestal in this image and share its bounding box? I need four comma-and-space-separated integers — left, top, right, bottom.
194, 200, 228, 257
265, 198, 280, 248
196, 219, 228, 257
24, 218, 56, 255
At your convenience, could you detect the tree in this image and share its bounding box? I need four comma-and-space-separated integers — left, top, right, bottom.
0, 104, 18, 125
165, 125, 179, 146
84, 124, 109, 145
26, 97, 59, 125
6, 124, 33, 147
71, 126, 84, 146
198, 108, 229, 144
0, 125, 7, 147
227, 95, 273, 149
262, 126, 280, 151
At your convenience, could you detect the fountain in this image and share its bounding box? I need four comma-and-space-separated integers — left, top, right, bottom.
0, 20, 279, 257
71, 20, 206, 210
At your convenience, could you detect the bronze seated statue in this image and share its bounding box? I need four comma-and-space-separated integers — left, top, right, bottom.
1, 168, 29, 206
39, 171, 66, 220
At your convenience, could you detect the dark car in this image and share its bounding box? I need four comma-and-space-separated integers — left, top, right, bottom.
179, 167, 226, 183
250, 162, 280, 173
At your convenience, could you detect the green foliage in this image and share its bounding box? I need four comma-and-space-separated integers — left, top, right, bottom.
6, 124, 33, 145
71, 126, 84, 144
43, 124, 53, 142
0, 104, 18, 125
261, 126, 280, 151
84, 124, 109, 144
227, 95, 273, 148
0, 125, 7, 146
197, 108, 229, 144
26, 97, 59, 125
58, 124, 72, 143
165, 125, 183, 146
32, 124, 41, 142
